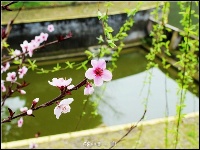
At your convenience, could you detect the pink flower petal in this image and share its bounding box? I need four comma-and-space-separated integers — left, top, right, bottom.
20, 107, 28, 112
91, 59, 106, 69
94, 76, 104, 86
67, 84, 74, 90
85, 68, 95, 79
54, 106, 62, 119
59, 98, 74, 106
84, 86, 94, 95
18, 117, 23, 127
91, 59, 98, 68
102, 70, 112, 81
96, 59, 106, 69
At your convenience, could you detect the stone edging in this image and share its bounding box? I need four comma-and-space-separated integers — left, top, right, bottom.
1, 111, 199, 148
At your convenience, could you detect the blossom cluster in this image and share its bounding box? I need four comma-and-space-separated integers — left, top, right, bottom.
49, 59, 112, 119
17, 98, 39, 128
1, 24, 55, 94
3, 24, 112, 125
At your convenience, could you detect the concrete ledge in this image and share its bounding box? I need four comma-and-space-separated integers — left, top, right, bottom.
1, 112, 199, 149
2, 2, 164, 25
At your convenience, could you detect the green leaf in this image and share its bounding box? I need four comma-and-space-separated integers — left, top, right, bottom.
105, 26, 114, 33
97, 11, 102, 20
2, 41, 10, 48
165, 64, 171, 69
36, 68, 49, 74
84, 50, 93, 59
96, 35, 104, 43
27, 59, 37, 71
104, 2, 113, 8
13, 59, 22, 65
65, 61, 74, 69
53, 63, 61, 71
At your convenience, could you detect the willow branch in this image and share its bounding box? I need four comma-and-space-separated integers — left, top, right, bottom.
174, 1, 192, 148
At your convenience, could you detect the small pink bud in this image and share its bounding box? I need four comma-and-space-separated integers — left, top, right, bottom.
67, 84, 75, 90
19, 90, 26, 94
20, 107, 28, 112
29, 142, 38, 149
18, 117, 23, 127
33, 98, 39, 104
27, 109, 33, 115
31, 98, 39, 109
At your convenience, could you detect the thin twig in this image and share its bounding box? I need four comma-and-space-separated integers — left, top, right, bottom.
1, 1, 18, 11
109, 110, 147, 149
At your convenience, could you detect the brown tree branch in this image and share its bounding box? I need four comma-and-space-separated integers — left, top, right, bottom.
2, 32, 72, 63
1, 77, 87, 124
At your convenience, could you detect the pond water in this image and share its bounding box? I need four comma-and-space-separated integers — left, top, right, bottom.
2, 48, 199, 142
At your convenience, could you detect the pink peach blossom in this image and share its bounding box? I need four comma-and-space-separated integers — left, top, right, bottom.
1, 62, 10, 73
54, 98, 74, 119
34, 35, 43, 44
48, 78, 72, 88
20, 40, 29, 53
39, 32, 48, 42
18, 66, 28, 78
84, 82, 94, 95
1, 80, 6, 92
18, 117, 23, 127
85, 59, 112, 86
11, 49, 21, 60
20, 40, 34, 57
47, 24, 54, 32
6, 72, 17, 82
30, 40, 40, 50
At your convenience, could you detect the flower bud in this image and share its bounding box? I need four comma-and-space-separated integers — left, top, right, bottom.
27, 109, 33, 115
20, 107, 28, 112
19, 90, 26, 94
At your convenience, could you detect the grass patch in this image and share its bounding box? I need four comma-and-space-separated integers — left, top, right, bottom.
1, 1, 77, 10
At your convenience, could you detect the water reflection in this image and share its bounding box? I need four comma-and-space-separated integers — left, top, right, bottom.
1, 50, 198, 142
3, 96, 26, 113
1, 97, 26, 141
93, 67, 199, 126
